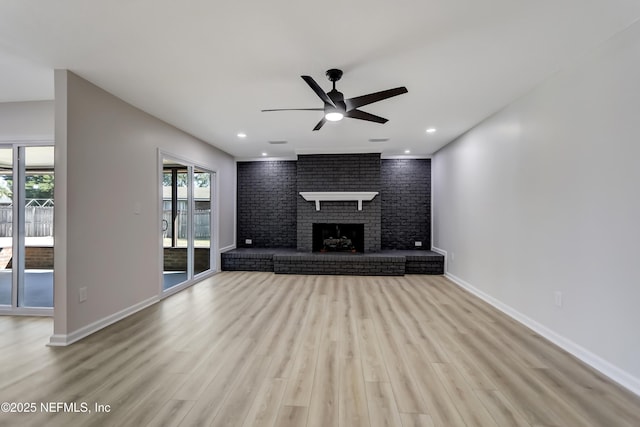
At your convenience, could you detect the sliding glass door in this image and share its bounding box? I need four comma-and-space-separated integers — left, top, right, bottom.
161, 155, 214, 292
0, 145, 54, 313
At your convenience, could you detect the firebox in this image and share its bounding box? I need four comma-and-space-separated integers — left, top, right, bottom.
312, 223, 365, 253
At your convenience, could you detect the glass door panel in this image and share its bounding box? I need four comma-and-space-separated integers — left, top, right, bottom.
193, 168, 211, 275
21, 146, 54, 308
0, 148, 13, 306
162, 159, 189, 290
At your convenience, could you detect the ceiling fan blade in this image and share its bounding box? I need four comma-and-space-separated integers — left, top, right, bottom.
261, 108, 324, 112
313, 117, 327, 131
345, 109, 388, 124
344, 86, 408, 111
301, 75, 335, 106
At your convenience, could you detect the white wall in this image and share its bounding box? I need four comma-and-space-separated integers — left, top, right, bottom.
0, 100, 53, 141
433, 22, 640, 394
53, 71, 235, 343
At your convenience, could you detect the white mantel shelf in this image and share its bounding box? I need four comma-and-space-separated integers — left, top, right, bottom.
299, 191, 379, 211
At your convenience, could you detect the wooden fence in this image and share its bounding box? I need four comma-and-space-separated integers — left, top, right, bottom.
0, 206, 54, 237
162, 209, 211, 239
0, 206, 210, 239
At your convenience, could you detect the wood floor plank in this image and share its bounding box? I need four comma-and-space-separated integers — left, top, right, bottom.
177, 338, 259, 426
364, 381, 403, 427
400, 413, 435, 427
210, 354, 274, 426
432, 362, 500, 427
144, 399, 194, 427
1, 271, 639, 427
265, 281, 316, 379
339, 356, 369, 427
274, 405, 308, 427
474, 389, 532, 427
367, 315, 427, 414
281, 294, 327, 407
307, 293, 341, 427
357, 318, 390, 382
242, 378, 287, 427
401, 342, 467, 427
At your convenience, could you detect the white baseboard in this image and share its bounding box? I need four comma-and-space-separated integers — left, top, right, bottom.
48, 295, 159, 347
445, 271, 640, 397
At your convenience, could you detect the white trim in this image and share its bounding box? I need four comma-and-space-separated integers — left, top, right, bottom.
381, 154, 432, 159
219, 244, 236, 253
0, 137, 54, 144
295, 148, 382, 155
235, 156, 298, 162
0, 307, 52, 317
444, 271, 640, 397
213, 168, 220, 272
157, 149, 165, 295
299, 191, 378, 211
47, 295, 159, 347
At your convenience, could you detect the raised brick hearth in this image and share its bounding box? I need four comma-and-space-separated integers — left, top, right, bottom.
221, 248, 444, 276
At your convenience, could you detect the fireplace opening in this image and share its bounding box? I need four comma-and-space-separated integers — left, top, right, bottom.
312, 223, 365, 253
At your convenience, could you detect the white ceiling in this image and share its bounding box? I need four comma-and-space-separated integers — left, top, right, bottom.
1, 1, 639, 159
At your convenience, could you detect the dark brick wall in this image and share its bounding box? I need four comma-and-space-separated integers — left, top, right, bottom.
237, 161, 297, 248
236, 156, 432, 253
296, 154, 381, 252
381, 159, 431, 250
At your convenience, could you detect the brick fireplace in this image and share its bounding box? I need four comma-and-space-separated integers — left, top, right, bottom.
296, 153, 381, 253
227, 154, 443, 275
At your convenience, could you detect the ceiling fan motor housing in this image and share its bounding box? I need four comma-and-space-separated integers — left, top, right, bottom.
326, 68, 343, 82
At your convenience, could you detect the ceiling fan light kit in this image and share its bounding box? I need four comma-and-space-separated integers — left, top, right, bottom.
325, 110, 344, 122
262, 69, 408, 131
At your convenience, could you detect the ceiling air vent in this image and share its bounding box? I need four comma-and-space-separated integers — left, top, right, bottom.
268, 140, 288, 145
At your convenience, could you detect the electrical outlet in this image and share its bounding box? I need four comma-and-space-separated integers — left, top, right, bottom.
245, 239, 252, 245
554, 291, 563, 307
79, 287, 87, 303
414, 241, 422, 247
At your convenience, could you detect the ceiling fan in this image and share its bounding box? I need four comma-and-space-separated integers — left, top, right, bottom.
262, 69, 408, 131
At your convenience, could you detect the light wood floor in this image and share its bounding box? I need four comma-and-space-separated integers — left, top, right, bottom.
1, 272, 639, 427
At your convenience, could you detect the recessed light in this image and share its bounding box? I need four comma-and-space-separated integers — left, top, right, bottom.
261, 152, 267, 156
237, 132, 247, 138
404, 150, 411, 154
426, 128, 437, 134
